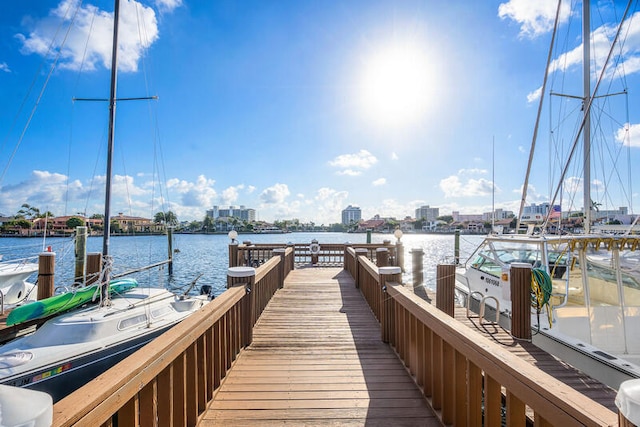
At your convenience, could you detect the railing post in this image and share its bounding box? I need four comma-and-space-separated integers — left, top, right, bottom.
511, 263, 532, 340
287, 243, 295, 270
396, 239, 405, 272
379, 266, 401, 343
227, 266, 256, 347
436, 264, 456, 317
376, 247, 389, 267
343, 243, 352, 270
354, 248, 368, 288
273, 248, 286, 288
412, 248, 424, 290
617, 379, 640, 427
86, 252, 102, 286
37, 251, 55, 300
229, 241, 239, 267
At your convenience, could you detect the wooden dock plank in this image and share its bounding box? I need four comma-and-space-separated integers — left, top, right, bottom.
200, 268, 441, 426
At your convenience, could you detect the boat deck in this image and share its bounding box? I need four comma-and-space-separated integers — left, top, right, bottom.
201, 268, 441, 426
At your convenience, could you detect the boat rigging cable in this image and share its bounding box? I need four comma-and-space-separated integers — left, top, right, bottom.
516, 0, 563, 232
0, 1, 83, 187
541, 0, 634, 232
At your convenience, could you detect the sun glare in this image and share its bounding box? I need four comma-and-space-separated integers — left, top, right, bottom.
360, 43, 434, 127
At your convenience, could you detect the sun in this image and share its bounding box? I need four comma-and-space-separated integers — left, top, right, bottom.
360, 42, 434, 127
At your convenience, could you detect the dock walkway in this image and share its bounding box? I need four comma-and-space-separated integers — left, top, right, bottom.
201, 267, 440, 426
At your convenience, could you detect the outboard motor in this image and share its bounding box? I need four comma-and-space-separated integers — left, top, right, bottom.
200, 284, 214, 299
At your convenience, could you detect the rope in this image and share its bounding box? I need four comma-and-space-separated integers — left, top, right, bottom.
531, 268, 553, 326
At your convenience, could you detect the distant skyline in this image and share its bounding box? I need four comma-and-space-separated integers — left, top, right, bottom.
1, 1, 639, 224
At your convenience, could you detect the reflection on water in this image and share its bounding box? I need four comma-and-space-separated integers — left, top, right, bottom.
0, 232, 484, 297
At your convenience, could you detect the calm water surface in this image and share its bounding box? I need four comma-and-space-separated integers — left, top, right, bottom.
0, 232, 484, 297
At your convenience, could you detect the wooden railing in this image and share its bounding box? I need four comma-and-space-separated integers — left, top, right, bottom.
232, 242, 401, 269
353, 255, 618, 426
52, 253, 287, 426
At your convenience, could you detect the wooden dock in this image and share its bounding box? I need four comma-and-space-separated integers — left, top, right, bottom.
52, 245, 621, 426
202, 268, 441, 426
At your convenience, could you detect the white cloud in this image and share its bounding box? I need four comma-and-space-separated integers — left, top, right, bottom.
336, 169, 361, 176
329, 149, 377, 175
0, 62, 10, 73
391, 152, 399, 160
221, 184, 245, 205
498, 0, 571, 39
617, 123, 640, 147
527, 86, 542, 103
439, 175, 495, 198
16, 0, 160, 73
260, 183, 290, 204
154, 0, 182, 13
458, 168, 487, 176
372, 178, 386, 186
166, 175, 217, 208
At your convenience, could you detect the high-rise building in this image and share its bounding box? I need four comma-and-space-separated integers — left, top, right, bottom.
341, 205, 362, 225
415, 205, 439, 222
207, 205, 255, 222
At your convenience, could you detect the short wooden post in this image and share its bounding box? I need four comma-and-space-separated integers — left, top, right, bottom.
167, 226, 174, 274
343, 243, 352, 270
86, 253, 102, 286
376, 248, 389, 267
617, 379, 640, 427
511, 263, 532, 340
412, 248, 424, 288
273, 248, 286, 288
354, 248, 368, 289
38, 251, 56, 300
74, 226, 87, 286
229, 241, 239, 267
227, 266, 256, 347
380, 266, 401, 343
396, 239, 405, 272
436, 264, 456, 317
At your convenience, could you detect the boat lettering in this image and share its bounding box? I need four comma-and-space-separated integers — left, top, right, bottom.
484, 277, 500, 287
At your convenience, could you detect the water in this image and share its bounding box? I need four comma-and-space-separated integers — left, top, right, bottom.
0, 232, 484, 297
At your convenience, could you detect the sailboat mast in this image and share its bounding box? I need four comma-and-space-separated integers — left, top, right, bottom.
101, 0, 120, 294
103, 0, 120, 259
583, 1, 592, 233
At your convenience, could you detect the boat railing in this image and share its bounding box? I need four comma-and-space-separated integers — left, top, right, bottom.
353, 254, 617, 426
0, 256, 39, 270
52, 247, 288, 426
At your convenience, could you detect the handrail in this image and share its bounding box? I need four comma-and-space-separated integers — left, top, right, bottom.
53, 250, 288, 426
382, 280, 617, 426
52, 286, 247, 426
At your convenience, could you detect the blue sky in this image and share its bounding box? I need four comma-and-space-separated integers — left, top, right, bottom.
1, 0, 639, 224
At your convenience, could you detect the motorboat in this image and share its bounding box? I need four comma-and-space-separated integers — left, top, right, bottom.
456, 0, 640, 390
0, 257, 39, 309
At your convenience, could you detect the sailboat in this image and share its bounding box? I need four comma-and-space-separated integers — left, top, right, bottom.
455, 1, 640, 390
0, 0, 211, 402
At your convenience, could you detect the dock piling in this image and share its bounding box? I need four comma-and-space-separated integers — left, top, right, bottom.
37, 251, 55, 300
